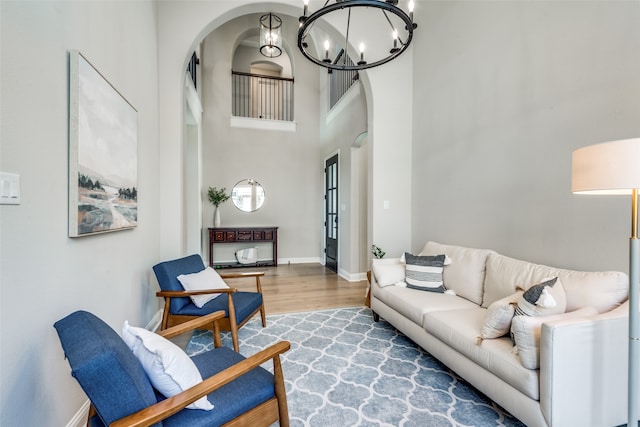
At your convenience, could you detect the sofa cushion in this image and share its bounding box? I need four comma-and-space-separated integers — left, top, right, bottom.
481, 291, 522, 339
483, 253, 628, 312
424, 307, 540, 400
514, 277, 566, 317
373, 282, 477, 326
420, 241, 495, 305
511, 307, 598, 370
404, 253, 446, 292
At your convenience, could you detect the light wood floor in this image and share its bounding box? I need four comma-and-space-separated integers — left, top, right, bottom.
220, 263, 369, 314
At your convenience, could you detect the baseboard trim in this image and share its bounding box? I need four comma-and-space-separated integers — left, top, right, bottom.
278, 257, 322, 265
66, 399, 90, 427
146, 309, 163, 332
338, 269, 367, 282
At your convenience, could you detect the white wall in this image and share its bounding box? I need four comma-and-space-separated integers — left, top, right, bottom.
0, 1, 160, 425
411, 1, 640, 272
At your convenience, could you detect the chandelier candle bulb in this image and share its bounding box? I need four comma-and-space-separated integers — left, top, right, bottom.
323, 40, 331, 62
358, 43, 366, 65
303, 0, 308, 17
390, 29, 400, 53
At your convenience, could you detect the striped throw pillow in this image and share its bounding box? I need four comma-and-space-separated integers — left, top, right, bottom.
404, 253, 446, 292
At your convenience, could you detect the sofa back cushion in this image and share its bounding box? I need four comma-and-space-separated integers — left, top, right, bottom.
483, 253, 628, 312
419, 241, 495, 305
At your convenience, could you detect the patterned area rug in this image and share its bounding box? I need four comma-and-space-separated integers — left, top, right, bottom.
186, 307, 525, 427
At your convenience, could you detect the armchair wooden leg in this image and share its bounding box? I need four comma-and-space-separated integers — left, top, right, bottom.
273, 355, 289, 427
227, 294, 240, 352
230, 324, 239, 352
213, 321, 222, 349
260, 303, 267, 327
256, 276, 267, 327
161, 299, 171, 330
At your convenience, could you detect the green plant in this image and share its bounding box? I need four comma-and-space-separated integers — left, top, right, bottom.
371, 244, 386, 259
207, 187, 230, 207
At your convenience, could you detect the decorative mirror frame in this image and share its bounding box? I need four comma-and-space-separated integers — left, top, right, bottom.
231, 179, 265, 212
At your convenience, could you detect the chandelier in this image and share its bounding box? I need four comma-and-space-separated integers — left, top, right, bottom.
260, 13, 283, 58
298, 0, 417, 71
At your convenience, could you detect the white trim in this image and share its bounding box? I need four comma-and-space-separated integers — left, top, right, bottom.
66, 400, 90, 427
230, 116, 296, 132
338, 268, 367, 282
146, 309, 164, 332
279, 257, 323, 265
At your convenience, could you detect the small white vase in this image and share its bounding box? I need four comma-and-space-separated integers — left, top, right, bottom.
214, 207, 221, 228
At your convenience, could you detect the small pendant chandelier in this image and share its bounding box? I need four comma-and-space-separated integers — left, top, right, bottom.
298, 0, 417, 71
260, 13, 283, 58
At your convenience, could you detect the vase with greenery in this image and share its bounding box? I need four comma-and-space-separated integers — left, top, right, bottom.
208, 186, 230, 227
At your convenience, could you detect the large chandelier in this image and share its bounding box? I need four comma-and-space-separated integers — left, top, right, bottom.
260, 13, 283, 58
298, 0, 417, 71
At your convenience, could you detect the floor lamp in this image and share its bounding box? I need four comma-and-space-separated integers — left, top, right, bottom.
572, 137, 640, 427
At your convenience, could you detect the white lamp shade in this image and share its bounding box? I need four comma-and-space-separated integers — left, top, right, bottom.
572, 138, 640, 195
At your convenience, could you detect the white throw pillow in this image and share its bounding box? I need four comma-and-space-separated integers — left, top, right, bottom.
510, 307, 598, 369
480, 291, 523, 340
121, 321, 214, 410
372, 263, 405, 287
177, 267, 229, 308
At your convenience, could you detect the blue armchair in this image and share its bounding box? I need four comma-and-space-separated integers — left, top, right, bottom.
54, 310, 290, 427
153, 255, 266, 352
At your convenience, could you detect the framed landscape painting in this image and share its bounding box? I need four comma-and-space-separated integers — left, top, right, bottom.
68, 51, 138, 237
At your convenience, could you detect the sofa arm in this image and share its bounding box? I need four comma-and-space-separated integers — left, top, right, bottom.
539, 301, 628, 427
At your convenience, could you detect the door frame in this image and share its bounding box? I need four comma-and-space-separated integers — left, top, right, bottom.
324, 151, 339, 272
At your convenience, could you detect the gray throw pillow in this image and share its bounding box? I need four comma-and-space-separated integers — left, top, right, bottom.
404, 253, 446, 293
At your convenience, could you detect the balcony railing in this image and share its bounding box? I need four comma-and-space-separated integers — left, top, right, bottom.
232, 71, 294, 121
329, 55, 359, 109
187, 52, 199, 90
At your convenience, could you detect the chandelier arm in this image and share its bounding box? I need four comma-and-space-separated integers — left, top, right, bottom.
344, 8, 351, 65
382, 9, 406, 46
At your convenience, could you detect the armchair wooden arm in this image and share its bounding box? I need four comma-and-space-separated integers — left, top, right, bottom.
218, 271, 265, 279
110, 340, 291, 427
219, 271, 265, 294
157, 311, 225, 340
156, 288, 237, 298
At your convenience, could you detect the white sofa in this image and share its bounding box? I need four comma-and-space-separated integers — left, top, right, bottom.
370, 241, 629, 427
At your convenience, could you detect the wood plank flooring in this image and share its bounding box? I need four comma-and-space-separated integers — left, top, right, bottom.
219, 263, 369, 314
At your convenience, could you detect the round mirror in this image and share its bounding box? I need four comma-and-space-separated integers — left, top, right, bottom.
231, 179, 265, 212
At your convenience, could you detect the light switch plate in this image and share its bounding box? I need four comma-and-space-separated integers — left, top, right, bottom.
0, 172, 20, 205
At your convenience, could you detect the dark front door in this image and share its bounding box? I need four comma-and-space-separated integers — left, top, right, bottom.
325, 154, 338, 272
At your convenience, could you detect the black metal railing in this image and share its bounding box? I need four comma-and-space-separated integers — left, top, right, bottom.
329, 55, 359, 109
187, 52, 199, 89
232, 71, 294, 121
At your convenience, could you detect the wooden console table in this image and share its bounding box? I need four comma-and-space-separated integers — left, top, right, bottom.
208, 227, 278, 268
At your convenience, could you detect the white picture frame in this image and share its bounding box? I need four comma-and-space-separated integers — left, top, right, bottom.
68, 51, 138, 237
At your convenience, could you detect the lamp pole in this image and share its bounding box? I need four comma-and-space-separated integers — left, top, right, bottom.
630, 188, 639, 427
